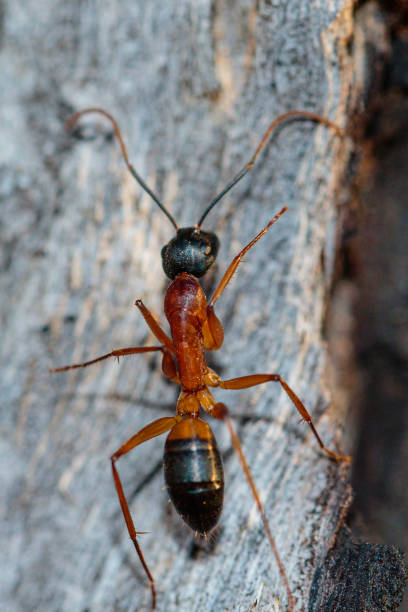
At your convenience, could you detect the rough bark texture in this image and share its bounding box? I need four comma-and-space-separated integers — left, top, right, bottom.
343, 2, 408, 610
1, 2, 405, 612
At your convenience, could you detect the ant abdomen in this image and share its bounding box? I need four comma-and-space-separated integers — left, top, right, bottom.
164, 417, 224, 534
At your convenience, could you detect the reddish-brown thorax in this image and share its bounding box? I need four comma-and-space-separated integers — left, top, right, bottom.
164, 272, 208, 393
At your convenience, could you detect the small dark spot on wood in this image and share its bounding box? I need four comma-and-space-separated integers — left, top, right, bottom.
189, 539, 203, 559
32, 248, 46, 258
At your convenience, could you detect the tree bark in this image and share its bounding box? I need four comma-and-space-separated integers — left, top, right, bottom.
1, 2, 405, 611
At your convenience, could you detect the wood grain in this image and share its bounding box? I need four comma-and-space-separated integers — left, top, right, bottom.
1, 2, 404, 611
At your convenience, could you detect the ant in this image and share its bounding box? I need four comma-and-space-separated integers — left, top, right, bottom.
51, 107, 350, 611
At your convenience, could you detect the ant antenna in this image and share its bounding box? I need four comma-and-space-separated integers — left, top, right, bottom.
65, 108, 179, 230
197, 110, 344, 228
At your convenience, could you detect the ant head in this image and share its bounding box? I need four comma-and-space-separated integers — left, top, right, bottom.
161, 228, 219, 279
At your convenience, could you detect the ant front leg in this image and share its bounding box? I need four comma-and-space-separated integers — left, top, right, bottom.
50, 300, 175, 373
111, 415, 183, 611
218, 374, 351, 462
135, 299, 175, 353
209, 207, 287, 308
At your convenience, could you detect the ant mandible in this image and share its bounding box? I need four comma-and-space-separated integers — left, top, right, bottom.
51, 107, 350, 611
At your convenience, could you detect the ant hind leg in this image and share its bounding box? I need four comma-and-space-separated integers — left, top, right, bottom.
211, 402, 295, 611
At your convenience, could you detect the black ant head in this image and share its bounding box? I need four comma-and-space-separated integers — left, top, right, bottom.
161, 228, 219, 279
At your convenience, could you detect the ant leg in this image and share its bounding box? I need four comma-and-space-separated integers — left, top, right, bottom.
202, 306, 224, 350
111, 415, 183, 611
51, 299, 175, 373
209, 207, 287, 308
218, 374, 351, 462
50, 346, 163, 373
161, 348, 179, 383
135, 299, 175, 353
211, 402, 295, 612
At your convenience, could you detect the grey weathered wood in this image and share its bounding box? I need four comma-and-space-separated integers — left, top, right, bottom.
2, 2, 403, 611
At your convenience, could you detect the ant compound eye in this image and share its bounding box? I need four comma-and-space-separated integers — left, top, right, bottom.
161, 228, 219, 279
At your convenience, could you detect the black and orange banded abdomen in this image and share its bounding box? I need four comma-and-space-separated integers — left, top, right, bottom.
164, 417, 224, 534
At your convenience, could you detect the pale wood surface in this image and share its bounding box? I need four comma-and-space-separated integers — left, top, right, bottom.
3, 3, 402, 612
